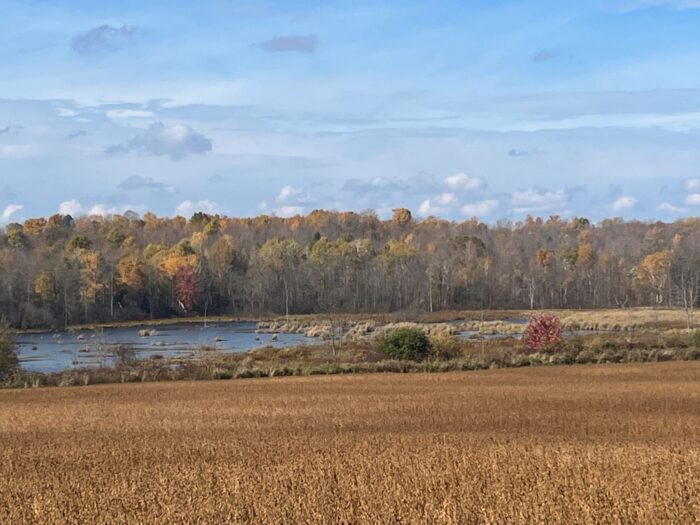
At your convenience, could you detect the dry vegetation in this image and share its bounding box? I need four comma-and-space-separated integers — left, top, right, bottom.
1, 362, 698, 524
555, 307, 692, 330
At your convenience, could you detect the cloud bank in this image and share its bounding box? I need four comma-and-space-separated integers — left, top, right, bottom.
106, 122, 212, 160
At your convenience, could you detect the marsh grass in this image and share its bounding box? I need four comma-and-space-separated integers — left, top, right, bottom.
4, 327, 700, 390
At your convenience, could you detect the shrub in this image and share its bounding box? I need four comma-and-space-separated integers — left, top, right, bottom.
662, 332, 688, 349
113, 345, 138, 368
378, 328, 430, 361
575, 349, 597, 364
685, 347, 700, 360
210, 368, 233, 380
429, 333, 461, 360
235, 368, 266, 379
522, 314, 562, 353
0, 320, 18, 381
691, 329, 700, 348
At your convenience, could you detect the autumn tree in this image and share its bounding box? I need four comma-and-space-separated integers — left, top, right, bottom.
0, 319, 18, 381
0, 210, 698, 328
670, 234, 700, 330
175, 265, 199, 312
522, 314, 562, 352
258, 238, 303, 318
634, 250, 673, 305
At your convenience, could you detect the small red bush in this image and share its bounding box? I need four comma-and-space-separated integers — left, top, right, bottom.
522, 314, 562, 352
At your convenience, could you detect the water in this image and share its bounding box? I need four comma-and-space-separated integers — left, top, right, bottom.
16, 321, 319, 373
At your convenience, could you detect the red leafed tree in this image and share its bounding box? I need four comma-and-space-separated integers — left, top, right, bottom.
175, 265, 199, 311
522, 314, 562, 352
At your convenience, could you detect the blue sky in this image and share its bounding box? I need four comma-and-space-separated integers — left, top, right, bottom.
2, 0, 700, 224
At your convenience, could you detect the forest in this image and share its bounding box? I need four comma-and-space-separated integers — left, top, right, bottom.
0, 208, 698, 329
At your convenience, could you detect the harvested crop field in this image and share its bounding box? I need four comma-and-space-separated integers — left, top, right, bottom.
1, 363, 699, 524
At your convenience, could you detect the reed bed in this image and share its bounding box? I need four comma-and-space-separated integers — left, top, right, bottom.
1, 362, 698, 524
555, 308, 691, 331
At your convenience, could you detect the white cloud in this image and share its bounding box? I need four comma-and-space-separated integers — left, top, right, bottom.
0, 144, 38, 159
444, 173, 482, 191
175, 200, 221, 216
686, 193, 700, 206
436, 193, 455, 205
56, 107, 79, 117
58, 200, 135, 217
105, 109, 154, 119
106, 122, 212, 160
657, 202, 687, 213
276, 185, 303, 203
687, 178, 700, 191
610, 196, 636, 211
260, 199, 306, 217
273, 206, 305, 217
274, 185, 313, 210
460, 199, 498, 217
512, 188, 567, 213
417, 199, 442, 217
87, 204, 128, 217
88, 204, 108, 216
58, 199, 83, 216
417, 193, 457, 217
261, 186, 314, 217
0, 204, 23, 225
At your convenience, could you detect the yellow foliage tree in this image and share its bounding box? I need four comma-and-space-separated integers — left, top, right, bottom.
34, 271, 55, 301
634, 250, 673, 304
117, 256, 145, 290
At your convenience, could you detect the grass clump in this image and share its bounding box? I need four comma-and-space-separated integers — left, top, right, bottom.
429, 333, 461, 360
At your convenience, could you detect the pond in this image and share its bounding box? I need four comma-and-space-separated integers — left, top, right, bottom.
16, 322, 319, 373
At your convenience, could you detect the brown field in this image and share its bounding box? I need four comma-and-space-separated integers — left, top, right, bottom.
1, 363, 699, 524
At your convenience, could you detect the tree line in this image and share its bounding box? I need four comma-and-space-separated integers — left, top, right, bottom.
0, 208, 698, 329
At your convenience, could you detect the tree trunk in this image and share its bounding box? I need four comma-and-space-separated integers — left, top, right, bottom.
283, 277, 290, 320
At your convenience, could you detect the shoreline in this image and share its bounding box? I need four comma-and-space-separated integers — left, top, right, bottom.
16, 306, 695, 334
4, 336, 699, 390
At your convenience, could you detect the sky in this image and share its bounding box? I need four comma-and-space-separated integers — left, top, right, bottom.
2, 0, 700, 225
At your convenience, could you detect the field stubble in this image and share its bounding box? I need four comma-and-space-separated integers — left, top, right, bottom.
0, 362, 698, 524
